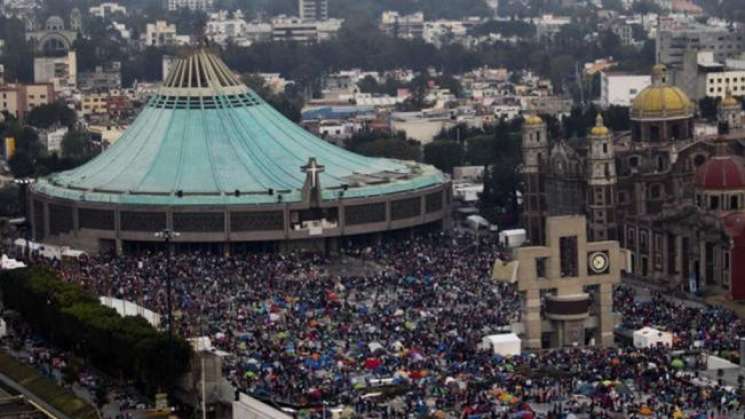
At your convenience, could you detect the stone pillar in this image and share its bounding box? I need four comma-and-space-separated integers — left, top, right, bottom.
675, 235, 683, 279
661, 234, 669, 280
523, 289, 542, 349
699, 240, 707, 286
598, 283, 615, 347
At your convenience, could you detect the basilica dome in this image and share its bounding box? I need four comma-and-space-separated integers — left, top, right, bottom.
630, 64, 694, 120
695, 155, 745, 191
631, 85, 694, 120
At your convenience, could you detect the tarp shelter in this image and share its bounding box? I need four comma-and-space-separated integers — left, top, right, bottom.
499, 229, 526, 248
491, 259, 519, 283
466, 215, 490, 230
482, 333, 521, 356
633, 327, 673, 348
0, 255, 25, 270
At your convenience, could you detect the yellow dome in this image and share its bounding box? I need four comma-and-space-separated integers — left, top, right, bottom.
524, 115, 543, 125
631, 85, 694, 120
590, 114, 609, 136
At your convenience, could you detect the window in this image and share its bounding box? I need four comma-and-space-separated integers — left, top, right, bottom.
536, 257, 547, 279
650, 184, 661, 199
559, 236, 578, 277
731, 195, 738, 210
711, 196, 720, 210
602, 143, 607, 153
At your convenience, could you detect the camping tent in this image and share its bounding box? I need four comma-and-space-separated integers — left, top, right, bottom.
633, 327, 673, 348
482, 333, 521, 356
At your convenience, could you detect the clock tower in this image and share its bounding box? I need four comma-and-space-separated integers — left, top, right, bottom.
493, 215, 627, 349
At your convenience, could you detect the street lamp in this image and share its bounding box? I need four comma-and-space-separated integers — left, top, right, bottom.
154, 228, 180, 399
14, 178, 35, 260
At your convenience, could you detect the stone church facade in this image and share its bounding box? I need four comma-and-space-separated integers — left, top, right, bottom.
521, 64, 745, 299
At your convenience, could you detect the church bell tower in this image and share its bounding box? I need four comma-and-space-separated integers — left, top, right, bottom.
521, 115, 549, 245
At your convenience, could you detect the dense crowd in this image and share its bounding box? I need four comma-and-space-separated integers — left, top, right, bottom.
22, 232, 745, 417
615, 285, 745, 354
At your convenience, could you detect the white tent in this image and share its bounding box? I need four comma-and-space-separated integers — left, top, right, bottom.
0, 255, 26, 270
498, 229, 526, 248
466, 215, 490, 230
633, 327, 673, 348
482, 333, 521, 356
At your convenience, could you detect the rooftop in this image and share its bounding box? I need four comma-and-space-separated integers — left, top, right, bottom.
34, 50, 445, 206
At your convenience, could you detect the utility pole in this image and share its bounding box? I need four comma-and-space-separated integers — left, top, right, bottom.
154, 228, 180, 405
14, 178, 35, 260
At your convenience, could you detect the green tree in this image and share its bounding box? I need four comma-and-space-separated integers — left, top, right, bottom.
423, 140, 464, 173
61, 131, 91, 160
357, 75, 381, 94
601, 0, 626, 12
354, 137, 421, 160
464, 135, 498, 166
631, 0, 661, 14
26, 102, 77, 129
242, 74, 304, 122
8, 151, 34, 178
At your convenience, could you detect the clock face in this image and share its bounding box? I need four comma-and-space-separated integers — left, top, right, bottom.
589, 252, 609, 274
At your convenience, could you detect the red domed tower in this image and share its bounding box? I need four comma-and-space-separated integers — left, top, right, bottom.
694, 153, 745, 213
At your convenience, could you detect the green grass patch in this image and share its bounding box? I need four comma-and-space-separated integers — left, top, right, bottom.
0, 351, 98, 419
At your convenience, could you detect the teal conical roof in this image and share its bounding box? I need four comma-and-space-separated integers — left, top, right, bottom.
34, 50, 445, 206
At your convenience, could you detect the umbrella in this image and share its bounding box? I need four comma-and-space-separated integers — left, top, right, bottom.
638, 406, 653, 416
671, 358, 684, 369
364, 358, 382, 370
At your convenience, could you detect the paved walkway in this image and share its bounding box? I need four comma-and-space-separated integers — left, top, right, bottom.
0, 370, 72, 419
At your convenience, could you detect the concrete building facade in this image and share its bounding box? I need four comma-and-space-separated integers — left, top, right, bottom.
33, 51, 77, 91
0, 83, 55, 120
299, 0, 327, 21
657, 25, 745, 70
164, 0, 213, 12
600, 73, 651, 108
380, 11, 424, 40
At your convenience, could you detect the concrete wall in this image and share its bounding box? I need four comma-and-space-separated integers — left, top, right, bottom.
233, 394, 291, 419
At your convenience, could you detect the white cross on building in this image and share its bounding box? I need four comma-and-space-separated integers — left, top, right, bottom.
301, 157, 325, 189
